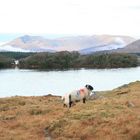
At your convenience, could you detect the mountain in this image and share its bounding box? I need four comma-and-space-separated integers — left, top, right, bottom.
109, 39, 140, 53
0, 35, 135, 53
0, 35, 56, 52
79, 35, 135, 54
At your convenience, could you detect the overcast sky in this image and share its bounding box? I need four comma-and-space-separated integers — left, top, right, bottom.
0, 0, 140, 41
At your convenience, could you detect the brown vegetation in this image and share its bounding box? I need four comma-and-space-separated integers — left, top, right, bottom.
0, 81, 140, 140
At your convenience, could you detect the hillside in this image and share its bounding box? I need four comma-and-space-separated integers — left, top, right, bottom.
0, 81, 140, 140
0, 35, 135, 53
110, 39, 140, 53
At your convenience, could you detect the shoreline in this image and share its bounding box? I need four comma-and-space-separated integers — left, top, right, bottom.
0, 80, 139, 99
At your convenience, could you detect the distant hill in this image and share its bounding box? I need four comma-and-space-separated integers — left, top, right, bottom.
110, 39, 140, 53
0, 35, 135, 53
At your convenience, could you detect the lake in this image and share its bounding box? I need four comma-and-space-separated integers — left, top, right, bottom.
0, 67, 140, 97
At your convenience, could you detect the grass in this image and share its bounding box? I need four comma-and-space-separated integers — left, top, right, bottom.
0, 81, 140, 140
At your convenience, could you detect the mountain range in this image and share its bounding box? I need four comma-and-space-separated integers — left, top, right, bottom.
0, 34, 139, 54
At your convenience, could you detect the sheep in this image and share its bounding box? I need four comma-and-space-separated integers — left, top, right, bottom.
62, 85, 93, 108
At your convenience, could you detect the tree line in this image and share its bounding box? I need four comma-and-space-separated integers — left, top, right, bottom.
0, 51, 138, 69
0, 55, 14, 69
19, 51, 138, 69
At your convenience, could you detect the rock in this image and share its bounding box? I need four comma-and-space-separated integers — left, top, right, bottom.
90, 92, 99, 100
116, 89, 130, 95
125, 101, 135, 108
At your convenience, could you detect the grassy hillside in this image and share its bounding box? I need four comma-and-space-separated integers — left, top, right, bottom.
0, 81, 140, 140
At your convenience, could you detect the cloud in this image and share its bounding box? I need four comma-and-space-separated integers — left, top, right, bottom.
0, 42, 6, 46
0, 45, 29, 52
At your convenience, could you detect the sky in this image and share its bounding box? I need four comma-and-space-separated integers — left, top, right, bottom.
0, 0, 140, 42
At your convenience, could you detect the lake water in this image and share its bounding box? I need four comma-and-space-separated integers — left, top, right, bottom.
0, 67, 140, 97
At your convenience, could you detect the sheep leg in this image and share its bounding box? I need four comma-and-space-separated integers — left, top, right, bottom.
69, 95, 72, 108
83, 98, 86, 103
